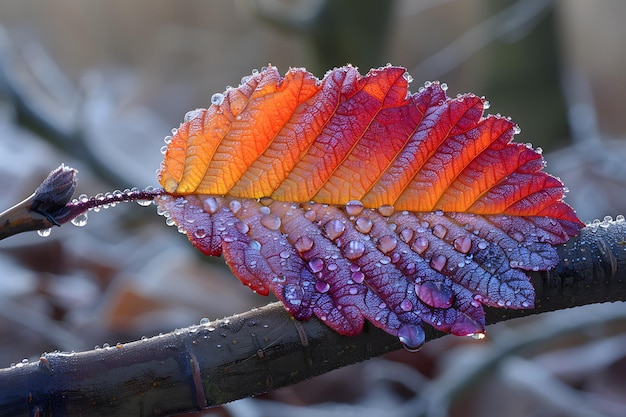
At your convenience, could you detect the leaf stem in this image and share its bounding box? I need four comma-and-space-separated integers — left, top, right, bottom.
0, 164, 165, 240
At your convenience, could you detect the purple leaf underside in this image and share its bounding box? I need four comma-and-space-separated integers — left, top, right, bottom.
158, 194, 566, 347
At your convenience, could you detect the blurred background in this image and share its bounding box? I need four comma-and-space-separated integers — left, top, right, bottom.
0, 1, 625, 416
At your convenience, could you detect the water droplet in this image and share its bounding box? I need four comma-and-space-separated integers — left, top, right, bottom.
211, 93, 224, 105
193, 228, 207, 239
185, 109, 204, 122
433, 224, 447, 239
283, 284, 303, 306
453, 236, 471, 253
304, 210, 316, 222
400, 299, 413, 312
235, 221, 249, 234
315, 281, 330, 293
415, 281, 454, 308
378, 235, 397, 254
400, 228, 413, 243
261, 214, 281, 230
440, 82, 448, 91
102, 343, 110, 349
279, 250, 290, 259
229, 200, 242, 214
71, 212, 88, 227
411, 236, 429, 254
403, 72, 413, 83
294, 236, 313, 253
324, 219, 345, 240
137, 198, 153, 207
259, 206, 270, 215
497, 300, 506, 307
327, 263, 337, 271
203, 197, 219, 214
430, 255, 447, 272
513, 125, 521, 134
37, 228, 52, 238
398, 324, 425, 352
355, 217, 373, 234
468, 332, 486, 340
347, 270, 364, 286
200, 317, 210, 325
308, 258, 324, 273
510, 231, 524, 242
249, 240, 261, 251
477, 241, 488, 250
345, 200, 364, 216
344, 240, 365, 260
165, 218, 176, 227
378, 205, 395, 217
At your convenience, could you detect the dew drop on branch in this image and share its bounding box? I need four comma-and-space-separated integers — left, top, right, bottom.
37, 228, 52, 238
70, 212, 88, 227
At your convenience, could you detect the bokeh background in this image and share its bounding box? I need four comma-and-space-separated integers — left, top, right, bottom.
1, 1, 625, 416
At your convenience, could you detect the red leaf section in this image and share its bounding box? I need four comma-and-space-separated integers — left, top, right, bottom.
156, 65, 583, 349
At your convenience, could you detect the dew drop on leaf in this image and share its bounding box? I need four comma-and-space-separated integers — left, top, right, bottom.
510, 231, 524, 242
294, 236, 314, 253
400, 228, 413, 243
453, 236, 471, 253
398, 323, 425, 352
433, 224, 447, 239
315, 281, 330, 293
345, 200, 364, 216
211, 93, 225, 105
378, 205, 395, 217
260, 214, 281, 230
351, 270, 365, 284
324, 219, 345, 240
283, 284, 303, 306
411, 236, 429, 254
400, 299, 413, 312
308, 258, 324, 273
430, 255, 447, 272
378, 235, 398, 254
415, 281, 454, 308
235, 221, 249, 234
355, 217, 373, 234
229, 200, 242, 214
344, 240, 365, 260
203, 197, 219, 214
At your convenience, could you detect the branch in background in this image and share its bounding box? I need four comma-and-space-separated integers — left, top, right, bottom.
0, 25, 138, 187
0, 166, 624, 415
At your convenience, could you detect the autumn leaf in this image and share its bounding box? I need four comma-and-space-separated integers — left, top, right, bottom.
156, 65, 583, 350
